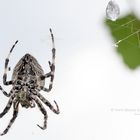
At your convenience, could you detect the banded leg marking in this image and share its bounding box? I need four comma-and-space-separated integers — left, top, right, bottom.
0, 94, 16, 118
36, 92, 59, 114
0, 86, 13, 97
0, 101, 19, 136
40, 29, 56, 92
33, 96, 48, 130
3, 40, 18, 85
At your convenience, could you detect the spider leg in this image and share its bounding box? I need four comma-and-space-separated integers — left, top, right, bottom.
36, 92, 60, 114
37, 86, 53, 92
0, 86, 14, 97
39, 29, 56, 92
0, 94, 16, 118
0, 101, 19, 136
32, 96, 48, 130
3, 40, 18, 85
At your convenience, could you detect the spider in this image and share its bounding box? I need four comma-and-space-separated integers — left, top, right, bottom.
0, 29, 60, 136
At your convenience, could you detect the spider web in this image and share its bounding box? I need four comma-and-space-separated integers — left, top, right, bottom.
105, 13, 140, 69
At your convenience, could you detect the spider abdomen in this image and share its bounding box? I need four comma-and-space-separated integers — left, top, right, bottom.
12, 53, 45, 87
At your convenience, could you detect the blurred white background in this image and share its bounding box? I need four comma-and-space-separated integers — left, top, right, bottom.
0, 0, 140, 139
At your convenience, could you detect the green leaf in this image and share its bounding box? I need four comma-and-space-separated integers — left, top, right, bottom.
105, 13, 140, 70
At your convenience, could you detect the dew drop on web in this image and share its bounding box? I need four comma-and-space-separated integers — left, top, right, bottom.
106, 0, 120, 21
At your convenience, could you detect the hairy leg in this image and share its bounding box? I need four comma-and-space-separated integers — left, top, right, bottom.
0, 93, 16, 118
0, 86, 14, 97
39, 29, 56, 92
32, 96, 48, 130
3, 40, 18, 85
37, 86, 53, 92
36, 92, 59, 114
0, 101, 19, 136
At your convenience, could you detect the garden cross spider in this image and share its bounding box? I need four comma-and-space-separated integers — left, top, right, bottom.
0, 29, 60, 136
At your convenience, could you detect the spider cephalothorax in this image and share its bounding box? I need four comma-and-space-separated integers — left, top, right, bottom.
0, 29, 60, 136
